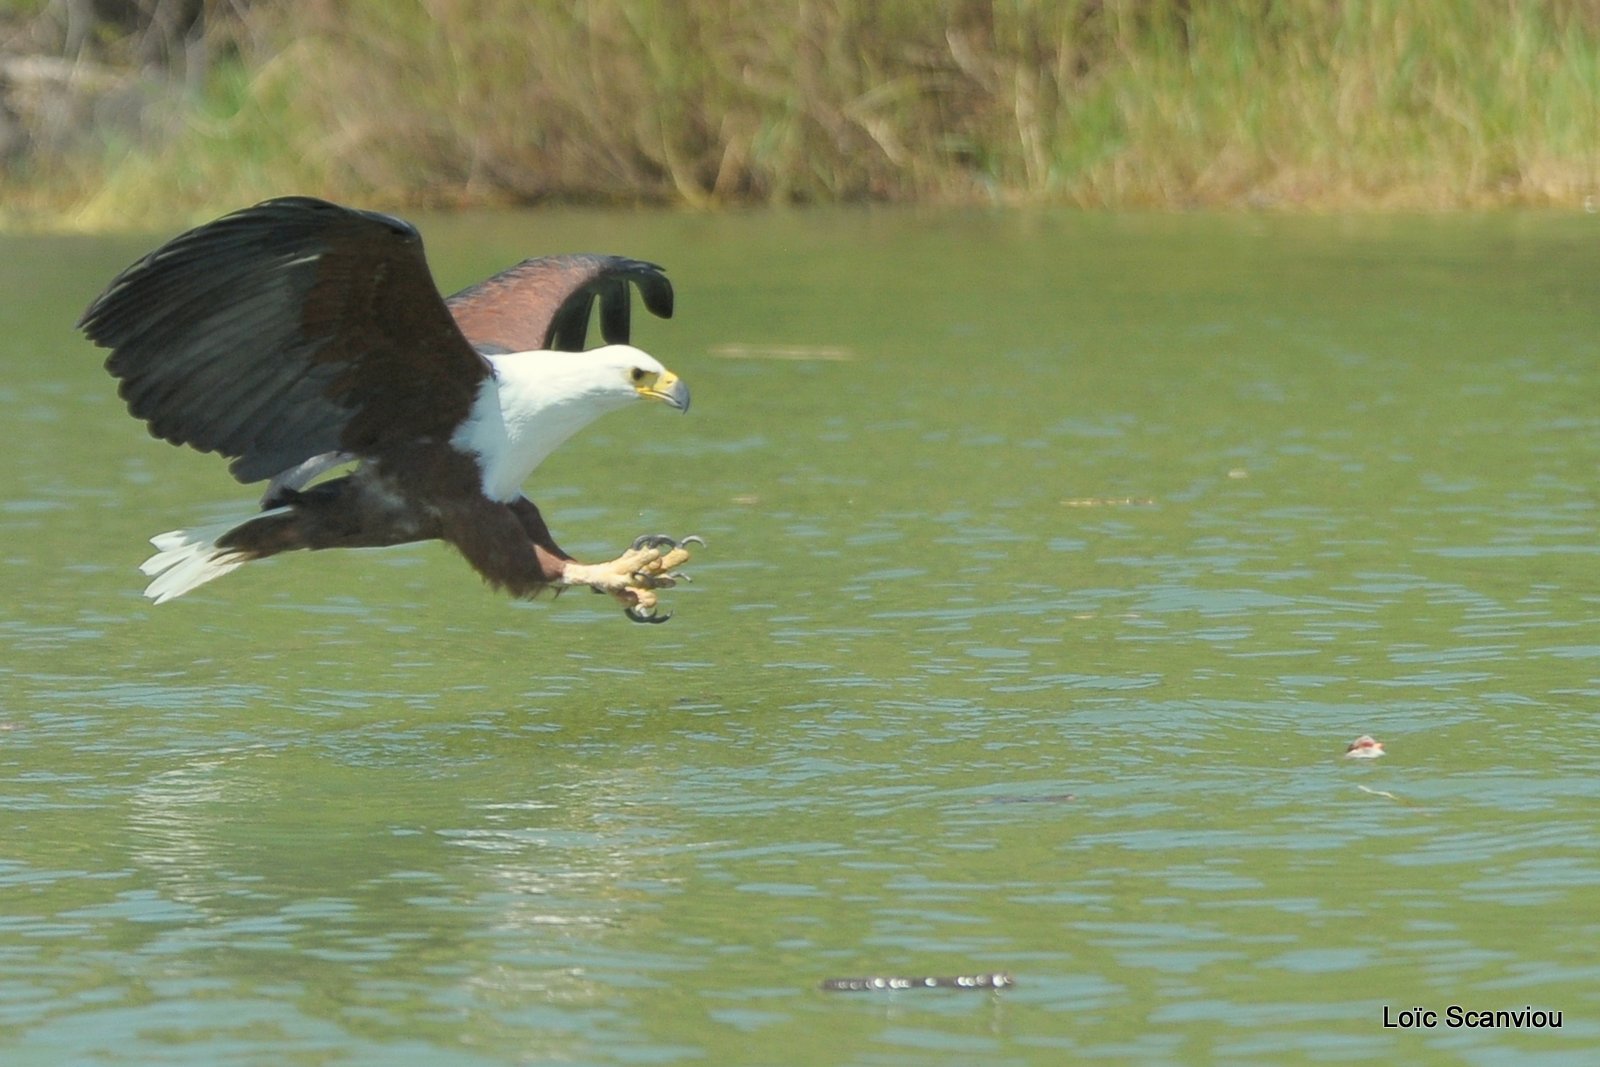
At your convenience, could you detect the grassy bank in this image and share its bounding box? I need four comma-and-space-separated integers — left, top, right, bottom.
9, 0, 1600, 226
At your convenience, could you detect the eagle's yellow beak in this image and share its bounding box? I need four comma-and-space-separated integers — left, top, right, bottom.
636, 369, 690, 413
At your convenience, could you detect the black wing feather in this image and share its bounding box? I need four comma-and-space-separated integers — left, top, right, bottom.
549, 292, 597, 351
79, 196, 491, 484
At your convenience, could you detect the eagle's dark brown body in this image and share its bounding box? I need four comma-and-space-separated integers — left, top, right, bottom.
221, 461, 573, 598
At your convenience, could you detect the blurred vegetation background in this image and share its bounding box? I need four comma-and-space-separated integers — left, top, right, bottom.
1, 0, 1597, 227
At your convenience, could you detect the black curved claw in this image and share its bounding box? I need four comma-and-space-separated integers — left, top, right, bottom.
625, 604, 673, 624
629, 533, 706, 552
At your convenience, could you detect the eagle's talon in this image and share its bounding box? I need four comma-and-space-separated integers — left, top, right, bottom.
628, 533, 703, 553
563, 534, 700, 621
630, 570, 678, 589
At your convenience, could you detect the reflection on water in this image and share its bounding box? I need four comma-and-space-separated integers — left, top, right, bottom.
1, 211, 1598, 1064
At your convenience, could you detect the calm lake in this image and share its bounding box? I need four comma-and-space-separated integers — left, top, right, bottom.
2, 207, 1597, 1066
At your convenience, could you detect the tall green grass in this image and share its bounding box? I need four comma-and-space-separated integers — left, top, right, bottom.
22, 0, 1600, 225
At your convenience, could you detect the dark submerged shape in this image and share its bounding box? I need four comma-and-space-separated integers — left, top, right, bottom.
818, 973, 1015, 992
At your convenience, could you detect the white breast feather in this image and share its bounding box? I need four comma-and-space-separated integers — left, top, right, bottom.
451, 349, 637, 502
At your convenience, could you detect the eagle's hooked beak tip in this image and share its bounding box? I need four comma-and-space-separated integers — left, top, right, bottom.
641, 370, 690, 413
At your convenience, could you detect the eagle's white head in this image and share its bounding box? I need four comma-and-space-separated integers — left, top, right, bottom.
453, 343, 689, 501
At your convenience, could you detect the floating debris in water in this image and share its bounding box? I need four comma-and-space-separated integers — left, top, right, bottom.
710, 343, 854, 362
1356, 783, 1427, 812
819, 973, 1014, 992
1061, 496, 1155, 508
1345, 735, 1385, 758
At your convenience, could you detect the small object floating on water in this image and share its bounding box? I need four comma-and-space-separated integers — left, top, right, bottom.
819, 973, 1014, 993
1345, 735, 1385, 759
709, 342, 854, 362
1061, 496, 1155, 508
1355, 783, 1426, 812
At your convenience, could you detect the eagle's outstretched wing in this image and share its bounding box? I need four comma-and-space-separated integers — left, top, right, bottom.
447, 254, 673, 354
79, 196, 491, 484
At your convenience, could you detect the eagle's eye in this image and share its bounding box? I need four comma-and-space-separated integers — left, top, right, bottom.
630, 367, 647, 383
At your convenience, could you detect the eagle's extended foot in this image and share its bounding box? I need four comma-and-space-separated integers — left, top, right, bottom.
559, 535, 703, 623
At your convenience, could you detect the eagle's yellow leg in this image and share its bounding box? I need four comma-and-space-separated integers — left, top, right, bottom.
559, 534, 700, 623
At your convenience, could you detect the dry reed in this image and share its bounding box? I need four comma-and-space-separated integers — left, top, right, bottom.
13, 0, 1600, 225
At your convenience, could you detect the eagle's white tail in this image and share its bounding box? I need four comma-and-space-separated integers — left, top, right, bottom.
139, 509, 287, 603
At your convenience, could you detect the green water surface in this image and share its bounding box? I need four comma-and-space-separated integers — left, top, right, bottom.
2, 208, 1597, 1065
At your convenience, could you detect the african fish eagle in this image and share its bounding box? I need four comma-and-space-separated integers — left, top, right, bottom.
78, 196, 700, 622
